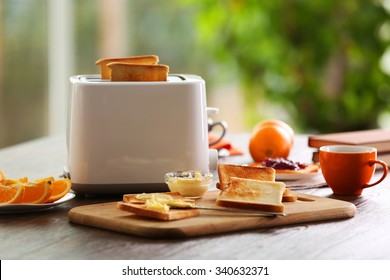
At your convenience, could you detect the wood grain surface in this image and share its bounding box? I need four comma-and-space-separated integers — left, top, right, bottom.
1, 134, 390, 260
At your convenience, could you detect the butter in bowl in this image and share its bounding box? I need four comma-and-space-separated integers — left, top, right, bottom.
164, 171, 213, 198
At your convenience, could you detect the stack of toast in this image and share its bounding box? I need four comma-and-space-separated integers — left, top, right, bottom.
216, 164, 297, 214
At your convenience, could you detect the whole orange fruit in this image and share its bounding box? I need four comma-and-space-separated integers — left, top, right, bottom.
249, 120, 294, 163
252, 119, 294, 146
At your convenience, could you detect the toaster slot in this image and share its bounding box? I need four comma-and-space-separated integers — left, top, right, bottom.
77, 74, 197, 83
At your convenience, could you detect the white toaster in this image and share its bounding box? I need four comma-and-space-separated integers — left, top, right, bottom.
65, 74, 218, 194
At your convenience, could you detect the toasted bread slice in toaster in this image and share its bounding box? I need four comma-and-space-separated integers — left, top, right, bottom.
96, 55, 159, 79
217, 164, 275, 190
107, 63, 169, 81
216, 177, 286, 213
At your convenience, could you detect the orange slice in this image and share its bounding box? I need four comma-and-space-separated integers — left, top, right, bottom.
0, 170, 5, 184
1, 177, 29, 185
19, 181, 52, 204
18, 177, 29, 183
46, 178, 72, 203
2, 178, 19, 185
0, 170, 29, 185
0, 184, 25, 204
0, 171, 71, 204
35, 176, 55, 184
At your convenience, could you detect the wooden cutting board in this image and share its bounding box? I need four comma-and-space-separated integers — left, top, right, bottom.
68, 191, 356, 238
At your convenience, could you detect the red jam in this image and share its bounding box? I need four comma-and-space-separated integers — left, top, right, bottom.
262, 158, 308, 170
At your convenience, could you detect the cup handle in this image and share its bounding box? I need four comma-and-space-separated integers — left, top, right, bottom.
363, 160, 389, 188
209, 121, 228, 146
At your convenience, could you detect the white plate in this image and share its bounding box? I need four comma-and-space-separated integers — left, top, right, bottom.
276, 171, 322, 181
0, 193, 75, 213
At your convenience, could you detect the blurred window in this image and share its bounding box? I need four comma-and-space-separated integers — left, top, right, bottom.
1, 0, 388, 149
0, 0, 212, 148
0, 0, 48, 147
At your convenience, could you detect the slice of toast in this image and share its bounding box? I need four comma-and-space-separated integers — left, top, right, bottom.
108, 63, 169, 81
217, 164, 275, 190
96, 55, 159, 79
119, 192, 199, 221
117, 201, 200, 221
123, 192, 186, 204
216, 177, 286, 213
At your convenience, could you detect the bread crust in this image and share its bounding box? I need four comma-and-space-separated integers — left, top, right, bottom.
281, 195, 297, 202
281, 187, 297, 202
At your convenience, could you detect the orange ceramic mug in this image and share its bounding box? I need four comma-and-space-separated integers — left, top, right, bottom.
319, 145, 388, 195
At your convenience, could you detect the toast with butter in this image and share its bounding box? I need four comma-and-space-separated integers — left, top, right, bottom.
216, 177, 286, 213
118, 192, 199, 221
217, 164, 275, 190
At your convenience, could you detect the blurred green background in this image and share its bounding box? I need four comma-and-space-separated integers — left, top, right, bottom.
1, 0, 390, 148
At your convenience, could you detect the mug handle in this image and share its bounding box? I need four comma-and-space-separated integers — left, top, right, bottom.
363, 160, 389, 188
209, 121, 228, 146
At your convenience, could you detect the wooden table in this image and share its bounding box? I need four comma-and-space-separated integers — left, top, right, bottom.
1, 133, 390, 260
